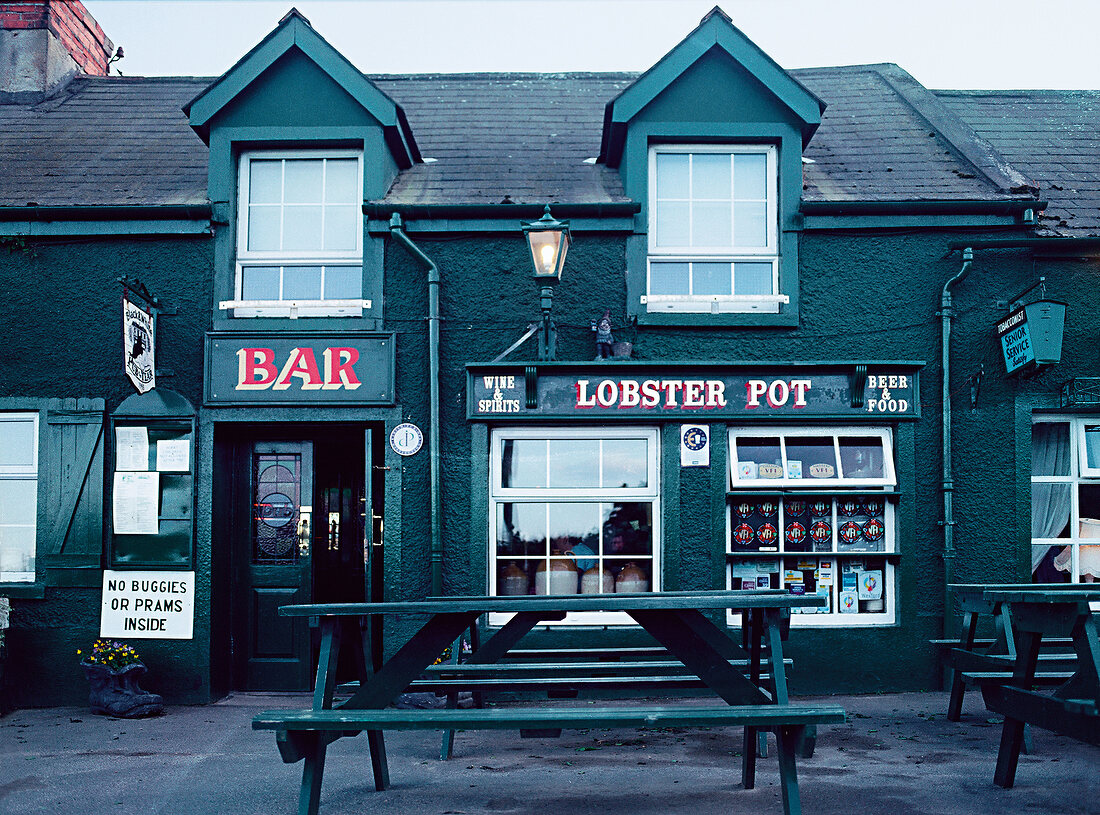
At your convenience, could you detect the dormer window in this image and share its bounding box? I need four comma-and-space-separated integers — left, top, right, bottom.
224, 151, 368, 318
645, 145, 785, 314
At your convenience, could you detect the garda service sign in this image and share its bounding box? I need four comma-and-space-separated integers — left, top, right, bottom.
100, 570, 194, 639
123, 297, 156, 393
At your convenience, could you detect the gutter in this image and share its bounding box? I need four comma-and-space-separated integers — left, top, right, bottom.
389, 214, 444, 597
939, 247, 973, 639
947, 237, 1100, 253
0, 204, 212, 222
365, 202, 639, 221
801, 199, 1043, 217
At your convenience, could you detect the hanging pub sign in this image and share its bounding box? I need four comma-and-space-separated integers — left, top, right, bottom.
123, 295, 156, 394
467, 363, 922, 420
995, 300, 1067, 375
204, 331, 396, 405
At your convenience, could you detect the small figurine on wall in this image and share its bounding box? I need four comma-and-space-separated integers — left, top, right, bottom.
592, 309, 614, 359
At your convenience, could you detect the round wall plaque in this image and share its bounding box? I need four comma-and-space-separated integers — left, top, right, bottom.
389, 422, 424, 456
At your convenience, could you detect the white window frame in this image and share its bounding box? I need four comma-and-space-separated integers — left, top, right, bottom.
1033, 416, 1100, 584
646, 144, 785, 314
488, 426, 660, 626
226, 150, 368, 318
726, 425, 897, 627
0, 412, 39, 583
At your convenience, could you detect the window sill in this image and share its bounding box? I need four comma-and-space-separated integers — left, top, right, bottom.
642, 294, 788, 314
0, 582, 47, 599
219, 299, 371, 319
634, 310, 798, 328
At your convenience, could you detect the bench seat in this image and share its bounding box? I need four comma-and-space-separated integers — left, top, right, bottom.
960, 671, 1076, 686
253, 703, 846, 734
423, 657, 782, 678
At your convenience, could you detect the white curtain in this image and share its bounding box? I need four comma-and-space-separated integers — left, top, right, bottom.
1031, 423, 1072, 572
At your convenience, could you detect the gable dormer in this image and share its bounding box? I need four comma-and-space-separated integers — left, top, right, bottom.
185, 9, 418, 326
603, 7, 823, 327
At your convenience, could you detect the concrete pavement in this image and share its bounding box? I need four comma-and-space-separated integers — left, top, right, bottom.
1, 691, 1097, 815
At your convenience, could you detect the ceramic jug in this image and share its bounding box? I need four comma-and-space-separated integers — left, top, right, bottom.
499, 561, 529, 596
615, 562, 648, 593
535, 558, 578, 594
581, 565, 614, 595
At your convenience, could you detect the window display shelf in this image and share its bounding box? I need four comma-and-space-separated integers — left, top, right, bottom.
726, 489, 899, 498
726, 551, 900, 559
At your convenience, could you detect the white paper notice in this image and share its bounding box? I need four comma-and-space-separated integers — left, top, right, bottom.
113, 471, 160, 535
156, 440, 190, 472
116, 426, 149, 471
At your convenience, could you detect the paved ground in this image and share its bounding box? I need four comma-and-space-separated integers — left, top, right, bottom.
1, 691, 1097, 815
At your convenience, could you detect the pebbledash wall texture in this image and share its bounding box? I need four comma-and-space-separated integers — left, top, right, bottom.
2, 1, 1099, 707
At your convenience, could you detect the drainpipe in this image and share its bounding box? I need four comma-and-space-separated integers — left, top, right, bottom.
940, 247, 973, 637
389, 214, 443, 596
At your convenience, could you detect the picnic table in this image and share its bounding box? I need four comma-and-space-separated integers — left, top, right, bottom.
252, 591, 845, 815
940, 584, 1079, 721
970, 586, 1100, 788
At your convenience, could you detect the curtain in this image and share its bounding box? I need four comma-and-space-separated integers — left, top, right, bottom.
1031, 423, 1072, 572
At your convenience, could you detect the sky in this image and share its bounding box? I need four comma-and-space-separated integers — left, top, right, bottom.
83, 0, 1100, 90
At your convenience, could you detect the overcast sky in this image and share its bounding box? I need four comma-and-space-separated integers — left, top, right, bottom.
84, 0, 1100, 90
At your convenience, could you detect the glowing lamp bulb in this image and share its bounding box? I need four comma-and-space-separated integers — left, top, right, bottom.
539, 243, 555, 273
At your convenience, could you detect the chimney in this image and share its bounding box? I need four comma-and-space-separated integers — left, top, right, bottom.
1, 0, 115, 100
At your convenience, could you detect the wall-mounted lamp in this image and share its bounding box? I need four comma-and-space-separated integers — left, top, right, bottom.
521, 205, 571, 360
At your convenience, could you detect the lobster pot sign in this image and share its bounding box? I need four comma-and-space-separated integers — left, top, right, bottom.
123, 297, 156, 394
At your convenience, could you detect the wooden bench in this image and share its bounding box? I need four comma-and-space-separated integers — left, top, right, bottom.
253, 703, 846, 815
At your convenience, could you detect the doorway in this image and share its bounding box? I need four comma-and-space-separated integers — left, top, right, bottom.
224, 424, 382, 691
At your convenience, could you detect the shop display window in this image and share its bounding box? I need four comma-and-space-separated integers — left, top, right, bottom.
727, 427, 896, 625
1031, 418, 1100, 583
490, 428, 659, 625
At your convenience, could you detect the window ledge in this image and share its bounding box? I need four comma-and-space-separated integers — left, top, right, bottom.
0, 582, 47, 599
642, 294, 788, 314
219, 299, 372, 318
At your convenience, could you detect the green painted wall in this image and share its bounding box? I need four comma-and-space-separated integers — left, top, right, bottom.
0, 235, 214, 707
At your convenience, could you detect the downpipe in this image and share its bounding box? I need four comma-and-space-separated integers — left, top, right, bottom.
940, 247, 973, 637
390, 214, 444, 596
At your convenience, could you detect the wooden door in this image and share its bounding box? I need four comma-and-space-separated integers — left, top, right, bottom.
241, 440, 314, 690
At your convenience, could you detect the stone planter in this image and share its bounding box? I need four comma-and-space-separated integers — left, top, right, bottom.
81, 661, 164, 718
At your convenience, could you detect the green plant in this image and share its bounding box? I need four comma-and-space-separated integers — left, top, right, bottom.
78, 639, 142, 670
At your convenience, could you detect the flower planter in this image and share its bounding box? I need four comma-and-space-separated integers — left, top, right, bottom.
81, 661, 164, 718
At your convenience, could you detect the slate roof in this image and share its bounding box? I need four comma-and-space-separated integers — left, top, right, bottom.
937, 89, 1100, 236
1, 66, 1095, 236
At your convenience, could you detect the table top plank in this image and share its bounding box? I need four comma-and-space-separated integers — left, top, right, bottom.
279, 592, 826, 617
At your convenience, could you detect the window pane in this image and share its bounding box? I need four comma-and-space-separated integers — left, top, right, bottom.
282, 206, 323, 252
282, 266, 322, 300
496, 502, 547, 556
283, 160, 323, 203
548, 439, 598, 488
655, 201, 689, 246
0, 419, 36, 467
734, 437, 782, 478
1032, 544, 1068, 582
734, 201, 768, 246
692, 262, 731, 296
602, 439, 649, 488
649, 262, 689, 296
325, 159, 358, 203
247, 206, 281, 251
786, 437, 838, 479
692, 153, 731, 199
1083, 425, 1100, 471
734, 153, 767, 199
1032, 422, 1070, 476
603, 502, 652, 557
838, 437, 886, 479
0, 479, 37, 524
733, 262, 773, 296
323, 205, 358, 252
548, 502, 600, 556
323, 266, 360, 300
692, 202, 732, 247
0, 525, 35, 577
655, 153, 689, 198
241, 266, 280, 300
837, 557, 886, 614
248, 160, 282, 204
501, 439, 545, 488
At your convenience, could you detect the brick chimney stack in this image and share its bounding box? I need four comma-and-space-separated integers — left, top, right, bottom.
1, 0, 115, 100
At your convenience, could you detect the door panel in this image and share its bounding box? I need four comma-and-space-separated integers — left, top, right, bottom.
243, 441, 313, 690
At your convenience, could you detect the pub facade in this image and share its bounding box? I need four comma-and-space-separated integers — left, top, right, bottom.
2, 1, 1099, 707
